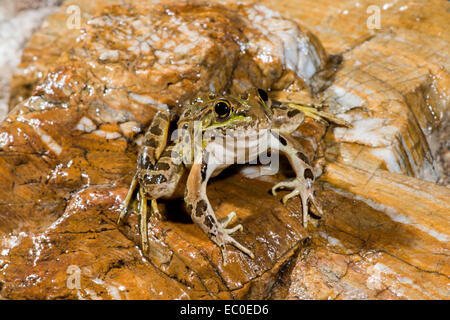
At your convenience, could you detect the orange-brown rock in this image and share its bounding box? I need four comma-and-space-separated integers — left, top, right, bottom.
1, 0, 449, 300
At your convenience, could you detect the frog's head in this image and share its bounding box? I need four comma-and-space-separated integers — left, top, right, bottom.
178, 88, 273, 134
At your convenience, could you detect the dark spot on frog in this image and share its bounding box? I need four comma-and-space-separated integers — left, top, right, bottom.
271, 100, 282, 108
144, 173, 167, 184
150, 124, 162, 135
287, 109, 301, 118
154, 162, 170, 171
297, 152, 310, 165
272, 132, 287, 146
204, 215, 215, 230
146, 138, 158, 148
161, 148, 173, 158
195, 200, 207, 217
304, 168, 314, 180
159, 112, 169, 121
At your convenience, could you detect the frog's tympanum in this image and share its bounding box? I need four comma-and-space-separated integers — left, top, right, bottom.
118, 88, 323, 264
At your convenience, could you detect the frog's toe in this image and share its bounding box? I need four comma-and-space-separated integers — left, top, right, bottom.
225, 234, 255, 260
282, 188, 301, 204
218, 211, 237, 228
271, 179, 297, 196
224, 224, 243, 235
118, 175, 139, 225
218, 233, 254, 265
219, 211, 245, 234
298, 182, 323, 227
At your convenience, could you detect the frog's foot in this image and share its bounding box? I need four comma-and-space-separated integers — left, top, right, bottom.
136, 193, 166, 253
117, 175, 162, 253
214, 217, 253, 264
272, 178, 322, 228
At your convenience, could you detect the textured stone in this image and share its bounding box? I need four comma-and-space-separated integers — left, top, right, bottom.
0, 0, 449, 300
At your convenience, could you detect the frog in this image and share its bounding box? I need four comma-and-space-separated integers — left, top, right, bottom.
117, 88, 324, 264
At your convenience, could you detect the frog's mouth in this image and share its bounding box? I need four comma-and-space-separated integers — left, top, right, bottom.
201, 115, 250, 130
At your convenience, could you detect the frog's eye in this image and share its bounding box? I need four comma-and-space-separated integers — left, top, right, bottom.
257, 88, 269, 102
214, 100, 231, 119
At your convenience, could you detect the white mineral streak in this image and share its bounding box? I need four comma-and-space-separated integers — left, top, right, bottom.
98, 49, 120, 62
1, 232, 27, 257
327, 184, 450, 242
119, 121, 141, 137
334, 118, 399, 147
75, 117, 97, 133
92, 278, 122, 300
318, 231, 344, 248
93, 130, 122, 140
0, 131, 13, 147
366, 262, 438, 299
370, 148, 402, 173
16, 115, 62, 155
327, 85, 366, 111
129, 93, 168, 111
0, 2, 60, 120
327, 83, 413, 176
244, 5, 323, 85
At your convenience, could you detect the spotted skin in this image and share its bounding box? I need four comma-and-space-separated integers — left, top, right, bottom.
118, 110, 184, 252
119, 88, 326, 264
185, 151, 254, 263
270, 133, 323, 228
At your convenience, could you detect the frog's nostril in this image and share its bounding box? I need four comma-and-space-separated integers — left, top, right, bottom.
240, 92, 249, 100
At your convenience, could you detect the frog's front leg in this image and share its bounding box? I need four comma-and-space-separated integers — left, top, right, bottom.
185, 151, 254, 265
270, 131, 323, 228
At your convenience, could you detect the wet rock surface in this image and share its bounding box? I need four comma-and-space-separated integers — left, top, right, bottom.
1, 0, 449, 300
0, 0, 330, 299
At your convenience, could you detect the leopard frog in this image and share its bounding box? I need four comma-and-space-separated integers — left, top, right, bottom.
118, 88, 323, 264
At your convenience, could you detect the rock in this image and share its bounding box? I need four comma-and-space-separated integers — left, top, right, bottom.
0, 0, 329, 299
0, 0, 449, 300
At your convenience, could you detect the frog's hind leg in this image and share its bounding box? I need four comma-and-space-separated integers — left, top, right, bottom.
270, 131, 323, 228
185, 152, 254, 265
118, 110, 179, 253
